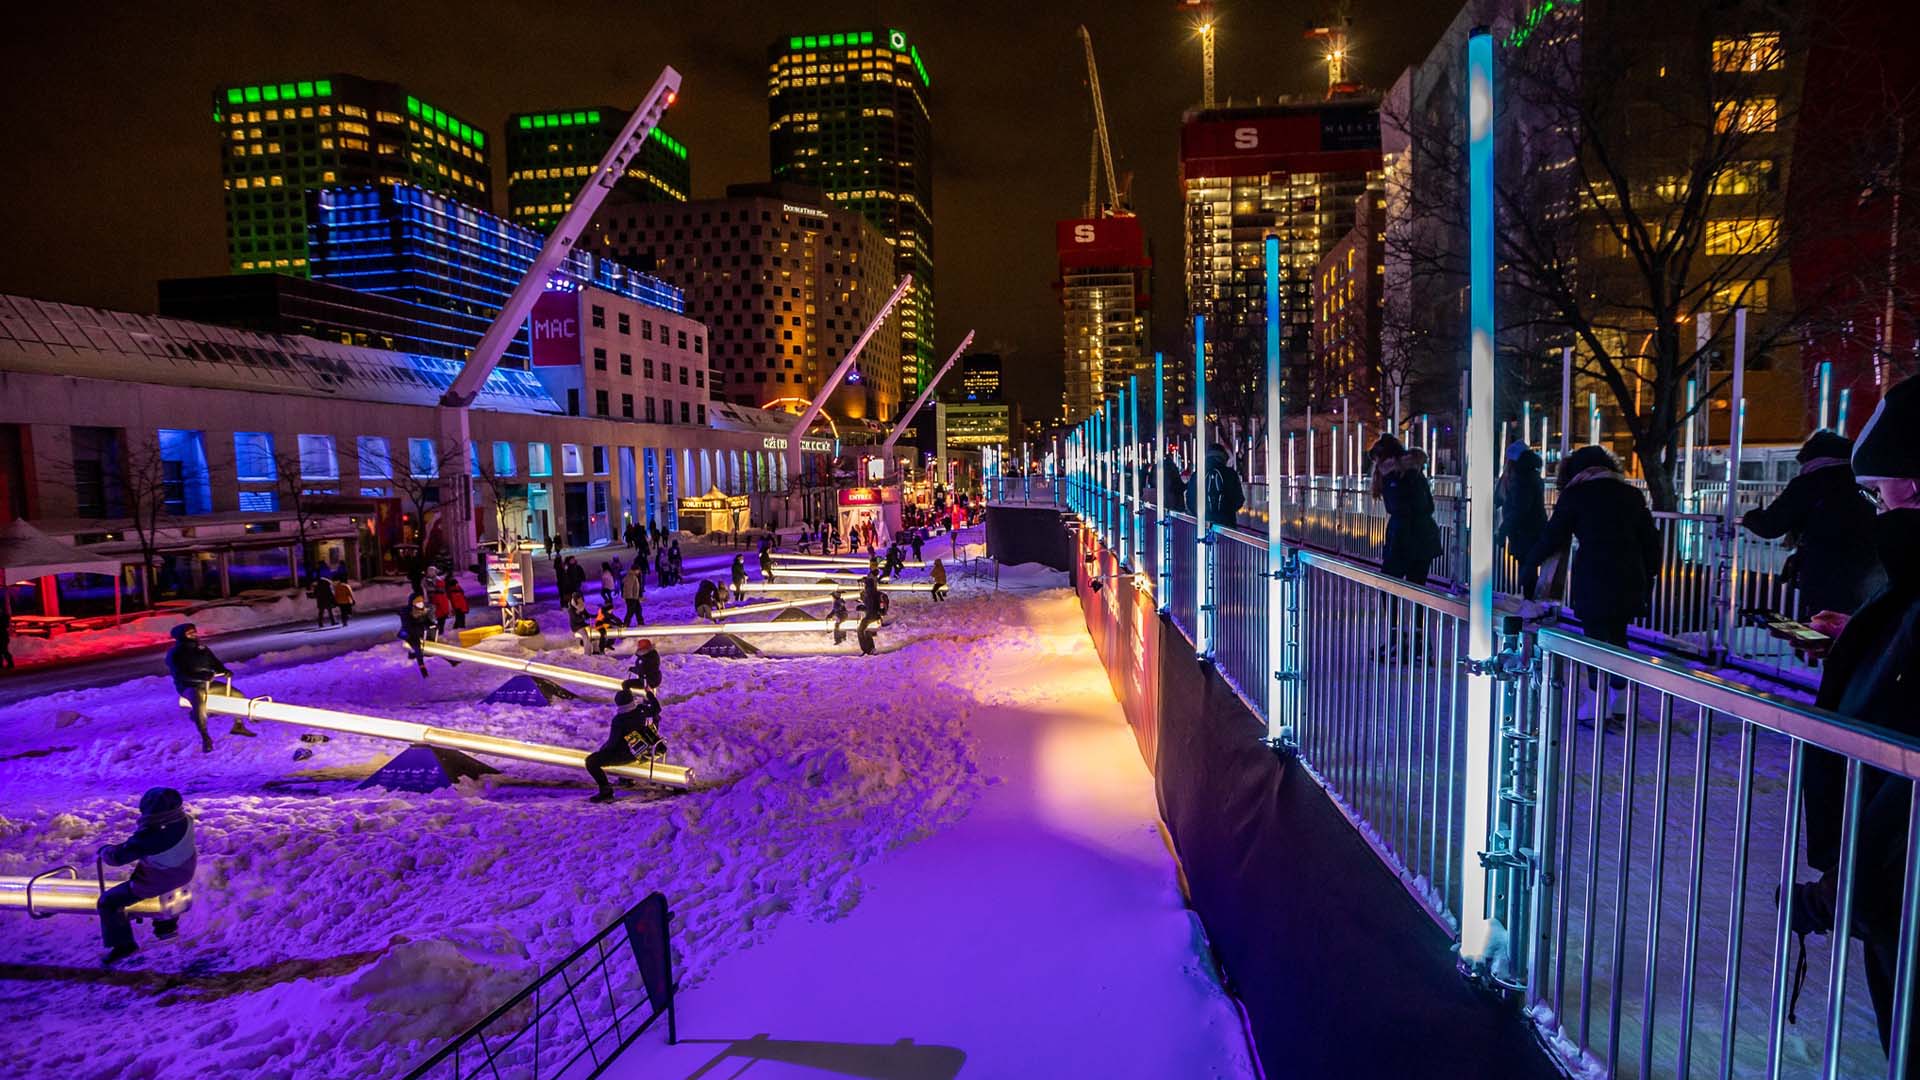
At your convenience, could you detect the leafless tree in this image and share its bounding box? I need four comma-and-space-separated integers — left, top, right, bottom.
269, 449, 330, 584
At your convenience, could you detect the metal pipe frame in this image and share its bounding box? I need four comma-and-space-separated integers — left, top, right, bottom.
0, 876, 191, 918
191, 693, 694, 788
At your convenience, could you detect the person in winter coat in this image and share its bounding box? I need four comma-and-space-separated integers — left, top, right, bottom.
1495, 447, 1549, 595
308, 574, 338, 629
446, 575, 469, 630
1790, 377, 1920, 1073
885, 542, 906, 579
600, 563, 619, 609
910, 531, 925, 563
694, 579, 721, 620
1194, 444, 1244, 525
429, 576, 453, 636
1369, 435, 1446, 587
565, 593, 593, 649
584, 688, 666, 803
400, 594, 438, 675
587, 605, 617, 654
1162, 453, 1188, 514
1521, 445, 1661, 650
667, 541, 683, 583
758, 542, 775, 583
930, 558, 949, 602
167, 623, 251, 752
97, 787, 196, 964
331, 577, 356, 625
731, 554, 749, 601
1741, 430, 1887, 619
858, 571, 886, 632
621, 564, 646, 627
627, 638, 661, 690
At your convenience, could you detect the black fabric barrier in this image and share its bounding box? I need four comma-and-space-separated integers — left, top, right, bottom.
1150, 624, 1562, 1079
984, 505, 1073, 571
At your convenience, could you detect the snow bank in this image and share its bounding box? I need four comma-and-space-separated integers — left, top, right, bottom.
0, 556, 1033, 1077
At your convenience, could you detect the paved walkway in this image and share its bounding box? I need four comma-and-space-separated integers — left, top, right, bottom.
610, 591, 1254, 1079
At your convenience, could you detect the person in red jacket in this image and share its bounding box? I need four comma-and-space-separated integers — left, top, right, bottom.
445, 574, 469, 630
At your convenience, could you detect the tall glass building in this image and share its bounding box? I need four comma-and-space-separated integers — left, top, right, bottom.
767, 28, 934, 400
307, 184, 682, 364
506, 107, 690, 233
213, 75, 491, 276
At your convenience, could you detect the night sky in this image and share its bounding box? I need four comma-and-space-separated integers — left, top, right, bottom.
0, 1, 1455, 423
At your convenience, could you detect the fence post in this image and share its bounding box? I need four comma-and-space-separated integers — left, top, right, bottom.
1195, 314, 1213, 660
1713, 308, 1748, 663
1458, 25, 1499, 974
1263, 234, 1298, 744
1130, 375, 1145, 574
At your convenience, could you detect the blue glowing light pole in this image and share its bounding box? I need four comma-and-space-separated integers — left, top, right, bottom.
1838, 388, 1852, 436
1155, 351, 1170, 611
1459, 26, 1498, 969
1817, 361, 1833, 431
1194, 313, 1212, 658
1095, 401, 1108, 545
1121, 368, 1136, 572
1263, 234, 1289, 736
1117, 386, 1131, 565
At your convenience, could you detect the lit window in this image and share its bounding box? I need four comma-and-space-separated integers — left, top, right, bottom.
528, 442, 552, 476
233, 432, 276, 481
300, 434, 341, 480
408, 437, 439, 478
561, 444, 585, 476
491, 441, 516, 477
1715, 97, 1778, 134
1712, 32, 1783, 73
1704, 217, 1779, 254
356, 436, 391, 479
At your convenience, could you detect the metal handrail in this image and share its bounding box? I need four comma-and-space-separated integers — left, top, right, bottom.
1297, 548, 1468, 616
24, 865, 76, 920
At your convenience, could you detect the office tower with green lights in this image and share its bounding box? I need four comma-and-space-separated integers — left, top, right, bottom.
767, 28, 934, 399
213, 75, 491, 275
506, 107, 691, 233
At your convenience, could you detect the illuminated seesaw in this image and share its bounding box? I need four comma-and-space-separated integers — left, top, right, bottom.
418, 640, 628, 691
773, 554, 926, 569
189, 692, 694, 789
606, 619, 853, 639
715, 596, 835, 620
742, 581, 935, 594
1, 860, 193, 920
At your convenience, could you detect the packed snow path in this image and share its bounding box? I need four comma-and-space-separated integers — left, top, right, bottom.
0, 548, 1248, 1078
611, 582, 1255, 1079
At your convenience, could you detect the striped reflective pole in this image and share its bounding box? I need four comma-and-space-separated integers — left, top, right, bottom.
1459, 25, 1497, 968
1264, 233, 1287, 736
1195, 313, 1212, 658
1156, 350, 1170, 611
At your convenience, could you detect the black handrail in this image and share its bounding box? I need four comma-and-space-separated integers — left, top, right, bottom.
400, 891, 675, 1079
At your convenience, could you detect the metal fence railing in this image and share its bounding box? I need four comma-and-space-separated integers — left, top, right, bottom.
401, 892, 676, 1079
1074, 488, 1916, 1079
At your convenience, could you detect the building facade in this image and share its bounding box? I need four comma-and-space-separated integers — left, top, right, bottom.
1311, 192, 1385, 413
506, 107, 690, 233
1181, 101, 1383, 414
304, 183, 681, 364
526, 283, 711, 430
768, 28, 934, 399
1057, 217, 1152, 424
0, 294, 814, 616
214, 75, 490, 276
957, 352, 1002, 403
589, 182, 901, 424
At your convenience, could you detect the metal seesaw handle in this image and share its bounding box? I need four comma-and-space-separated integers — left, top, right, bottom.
26, 864, 77, 920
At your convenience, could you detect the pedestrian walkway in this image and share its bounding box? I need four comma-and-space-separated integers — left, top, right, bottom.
610, 589, 1255, 1079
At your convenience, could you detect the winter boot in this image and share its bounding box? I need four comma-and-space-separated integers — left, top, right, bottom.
200, 734, 215, 754
418, 660, 429, 678
229, 721, 258, 737
102, 943, 137, 966
588, 790, 616, 804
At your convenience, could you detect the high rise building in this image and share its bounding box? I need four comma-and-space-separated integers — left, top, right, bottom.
506, 107, 690, 233
213, 75, 491, 276
304, 183, 681, 364
1058, 217, 1151, 424
958, 353, 1003, 403
767, 28, 934, 401
1181, 100, 1382, 413
589, 182, 900, 424
1311, 192, 1385, 412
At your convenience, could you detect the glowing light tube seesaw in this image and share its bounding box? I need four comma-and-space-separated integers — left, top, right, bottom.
0, 871, 192, 918
188, 693, 694, 788
716, 596, 834, 620
605, 620, 846, 638
772, 554, 926, 569
417, 640, 628, 691
743, 581, 935, 594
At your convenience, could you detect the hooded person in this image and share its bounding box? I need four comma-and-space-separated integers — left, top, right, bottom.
731, 554, 749, 600
1368, 434, 1445, 587
930, 557, 949, 602
399, 594, 438, 675
584, 688, 665, 803
1792, 376, 1920, 1071
97, 787, 196, 964
627, 638, 661, 691
1521, 445, 1662, 654
166, 623, 250, 752
1741, 429, 1887, 619
1203, 443, 1245, 525
1495, 447, 1549, 593
758, 542, 775, 582
694, 579, 720, 620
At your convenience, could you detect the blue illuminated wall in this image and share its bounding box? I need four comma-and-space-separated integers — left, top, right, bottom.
307, 183, 683, 363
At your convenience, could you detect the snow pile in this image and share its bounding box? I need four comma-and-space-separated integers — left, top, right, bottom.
0, 555, 1044, 1078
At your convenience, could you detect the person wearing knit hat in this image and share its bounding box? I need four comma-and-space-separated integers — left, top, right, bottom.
1741, 429, 1885, 618
1793, 374, 1920, 1070
97, 787, 196, 964
584, 687, 664, 803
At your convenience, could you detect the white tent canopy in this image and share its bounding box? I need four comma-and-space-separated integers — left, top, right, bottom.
0, 519, 122, 585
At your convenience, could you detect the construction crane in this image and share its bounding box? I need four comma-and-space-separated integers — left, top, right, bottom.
1177, 0, 1217, 109
1305, 5, 1357, 97
1082, 25, 1121, 217
1077, 25, 1131, 218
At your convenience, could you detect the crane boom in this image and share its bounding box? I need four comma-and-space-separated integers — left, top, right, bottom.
1078, 26, 1121, 217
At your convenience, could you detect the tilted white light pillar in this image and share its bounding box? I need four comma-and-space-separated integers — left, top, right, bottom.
882, 330, 975, 469
785, 275, 914, 482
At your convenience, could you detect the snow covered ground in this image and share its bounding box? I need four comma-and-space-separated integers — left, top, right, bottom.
0, 540, 1248, 1078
